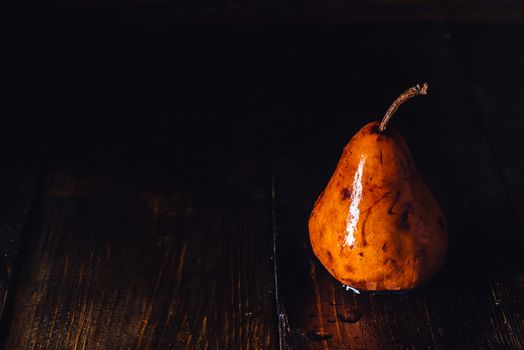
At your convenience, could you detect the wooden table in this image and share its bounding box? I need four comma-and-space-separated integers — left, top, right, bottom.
1, 21, 524, 349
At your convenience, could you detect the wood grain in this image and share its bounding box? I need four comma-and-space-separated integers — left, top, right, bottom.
2, 25, 524, 349
4, 116, 277, 348
1, 31, 277, 348
0, 33, 63, 327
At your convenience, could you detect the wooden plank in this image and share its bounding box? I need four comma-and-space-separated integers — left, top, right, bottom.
2, 31, 277, 348
271, 26, 524, 349
454, 27, 524, 338
454, 25, 524, 233
0, 33, 62, 327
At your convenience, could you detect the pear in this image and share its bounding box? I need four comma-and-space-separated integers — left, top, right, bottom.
308, 83, 447, 292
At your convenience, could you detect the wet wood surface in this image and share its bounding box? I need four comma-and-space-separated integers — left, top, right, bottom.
1, 25, 524, 349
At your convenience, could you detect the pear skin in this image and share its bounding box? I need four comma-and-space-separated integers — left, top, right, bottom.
308, 83, 447, 291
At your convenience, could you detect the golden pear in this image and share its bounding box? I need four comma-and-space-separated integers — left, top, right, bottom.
308, 83, 447, 292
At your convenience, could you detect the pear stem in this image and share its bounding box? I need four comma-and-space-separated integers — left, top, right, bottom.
378, 82, 429, 133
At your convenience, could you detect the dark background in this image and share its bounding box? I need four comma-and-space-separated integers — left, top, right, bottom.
1, 4, 524, 349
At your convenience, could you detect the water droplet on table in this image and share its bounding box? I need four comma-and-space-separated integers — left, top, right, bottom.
337, 307, 363, 323
342, 284, 361, 294
306, 331, 332, 341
